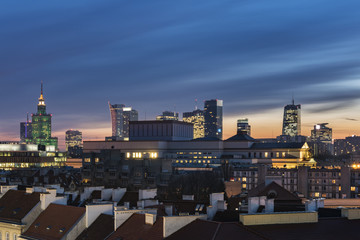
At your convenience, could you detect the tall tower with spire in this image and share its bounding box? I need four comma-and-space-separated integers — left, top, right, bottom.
26, 82, 58, 149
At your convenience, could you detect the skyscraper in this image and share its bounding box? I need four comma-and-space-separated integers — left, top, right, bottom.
310, 123, 333, 155
282, 99, 301, 137
237, 118, 251, 135
204, 99, 223, 139
65, 130, 83, 151
20, 113, 32, 143
183, 109, 205, 139
156, 111, 179, 121
109, 103, 138, 141
65, 130, 83, 157
26, 82, 58, 148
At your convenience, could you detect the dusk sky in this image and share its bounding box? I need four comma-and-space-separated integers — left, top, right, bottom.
1, 0, 360, 149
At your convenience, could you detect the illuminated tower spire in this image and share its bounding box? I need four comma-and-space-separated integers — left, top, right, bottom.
38, 81, 45, 105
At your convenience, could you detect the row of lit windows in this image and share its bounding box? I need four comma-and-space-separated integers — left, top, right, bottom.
125, 152, 158, 159
175, 160, 213, 164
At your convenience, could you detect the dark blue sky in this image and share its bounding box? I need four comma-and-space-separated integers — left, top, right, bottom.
1, 0, 360, 147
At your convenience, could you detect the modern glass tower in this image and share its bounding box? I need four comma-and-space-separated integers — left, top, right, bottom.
237, 118, 251, 135
20, 113, 32, 143
282, 99, 301, 137
26, 82, 58, 149
65, 130, 83, 151
204, 99, 223, 139
183, 109, 205, 139
109, 103, 138, 141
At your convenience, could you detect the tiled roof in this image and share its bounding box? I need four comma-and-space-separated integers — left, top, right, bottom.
76, 214, 113, 240
225, 133, 255, 141
251, 142, 305, 149
107, 213, 163, 240
248, 182, 300, 201
118, 191, 139, 208
0, 190, 41, 223
166, 219, 266, 240
22, 203, 85, 240
248, 218, 360, 240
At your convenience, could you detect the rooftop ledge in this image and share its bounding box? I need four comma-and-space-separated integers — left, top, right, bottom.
240, 211, 318, 226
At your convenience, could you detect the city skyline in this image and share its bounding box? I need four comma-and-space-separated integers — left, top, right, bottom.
1, 1, 360, 149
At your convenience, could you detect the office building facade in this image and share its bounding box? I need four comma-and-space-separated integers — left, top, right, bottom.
109, 103, 138, 141
282, 100, 301, 137
310, 123, 333, 155
237, 118, 251, 135
156, 111, 179, 121
204, 99, 223, 139
334, 136, 360, 156
183, 109, 205, 139
20, 115, 32, 143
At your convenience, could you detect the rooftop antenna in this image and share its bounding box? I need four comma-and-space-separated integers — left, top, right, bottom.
195, 99, 198, 110
26, 112, 29, 123
292, 92, 295, 105
41, 81, 43, 96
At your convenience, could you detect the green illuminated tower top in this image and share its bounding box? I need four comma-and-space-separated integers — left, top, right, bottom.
28, 82, 58, 149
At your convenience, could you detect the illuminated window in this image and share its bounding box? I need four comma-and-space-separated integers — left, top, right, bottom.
84, 158, 91, 163
351, 186, 356, 192
242, 184, 246, 189
242, 177, 247, 182
276, 152, 280, 158
282, 152, 286, 157
95, 158, 100, 163
332, 180, 336, 184
264, 152, 268, 158
207, 160, 210, 163
126, 152, 130, 158
339, 186, 342, 191
314, 192, 320, 197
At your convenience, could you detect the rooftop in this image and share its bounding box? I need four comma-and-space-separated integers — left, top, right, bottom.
0, 190, 40, 223
22, 204, 85, 240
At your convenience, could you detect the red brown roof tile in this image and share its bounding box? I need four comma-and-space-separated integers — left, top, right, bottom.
22, 203, 85, 240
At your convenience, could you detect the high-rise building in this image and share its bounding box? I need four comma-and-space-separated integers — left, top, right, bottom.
282, 99, 301, 137
109, 103, 138, 141
183, 109, 205, 139
26, 82, 58, 149
65, 129, 82, 150
237, 118, 251, 135
156, 111, 179, 121
311, 123, 332, 143
65, 130, 83, 158
204, 99, 223, 139
20, 114, 32, 143
310, 123, 333, 155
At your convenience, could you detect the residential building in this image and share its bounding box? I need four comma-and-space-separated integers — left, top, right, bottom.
334, 135, 360, 156
237, 118, 251, 135
183, 109, 205, 139
0, 190, 41, 239
108, 103, 138, 141
21, 204, 86, 240
156, 111, 179, 121
282, 99, 301, 137
26, 82, 58, 149
204, 99, 223, 140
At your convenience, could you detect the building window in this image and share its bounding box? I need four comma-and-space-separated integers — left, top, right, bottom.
264, 152, 268, 158
13, 235, 16, 240
84, 158, 91, 163
276, 152, 280, 158
95, 158, 100, 163
5, 233, 8, 240
351, 186, 356, 192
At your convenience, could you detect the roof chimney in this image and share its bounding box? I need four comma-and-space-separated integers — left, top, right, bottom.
145, 213, 156, 225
